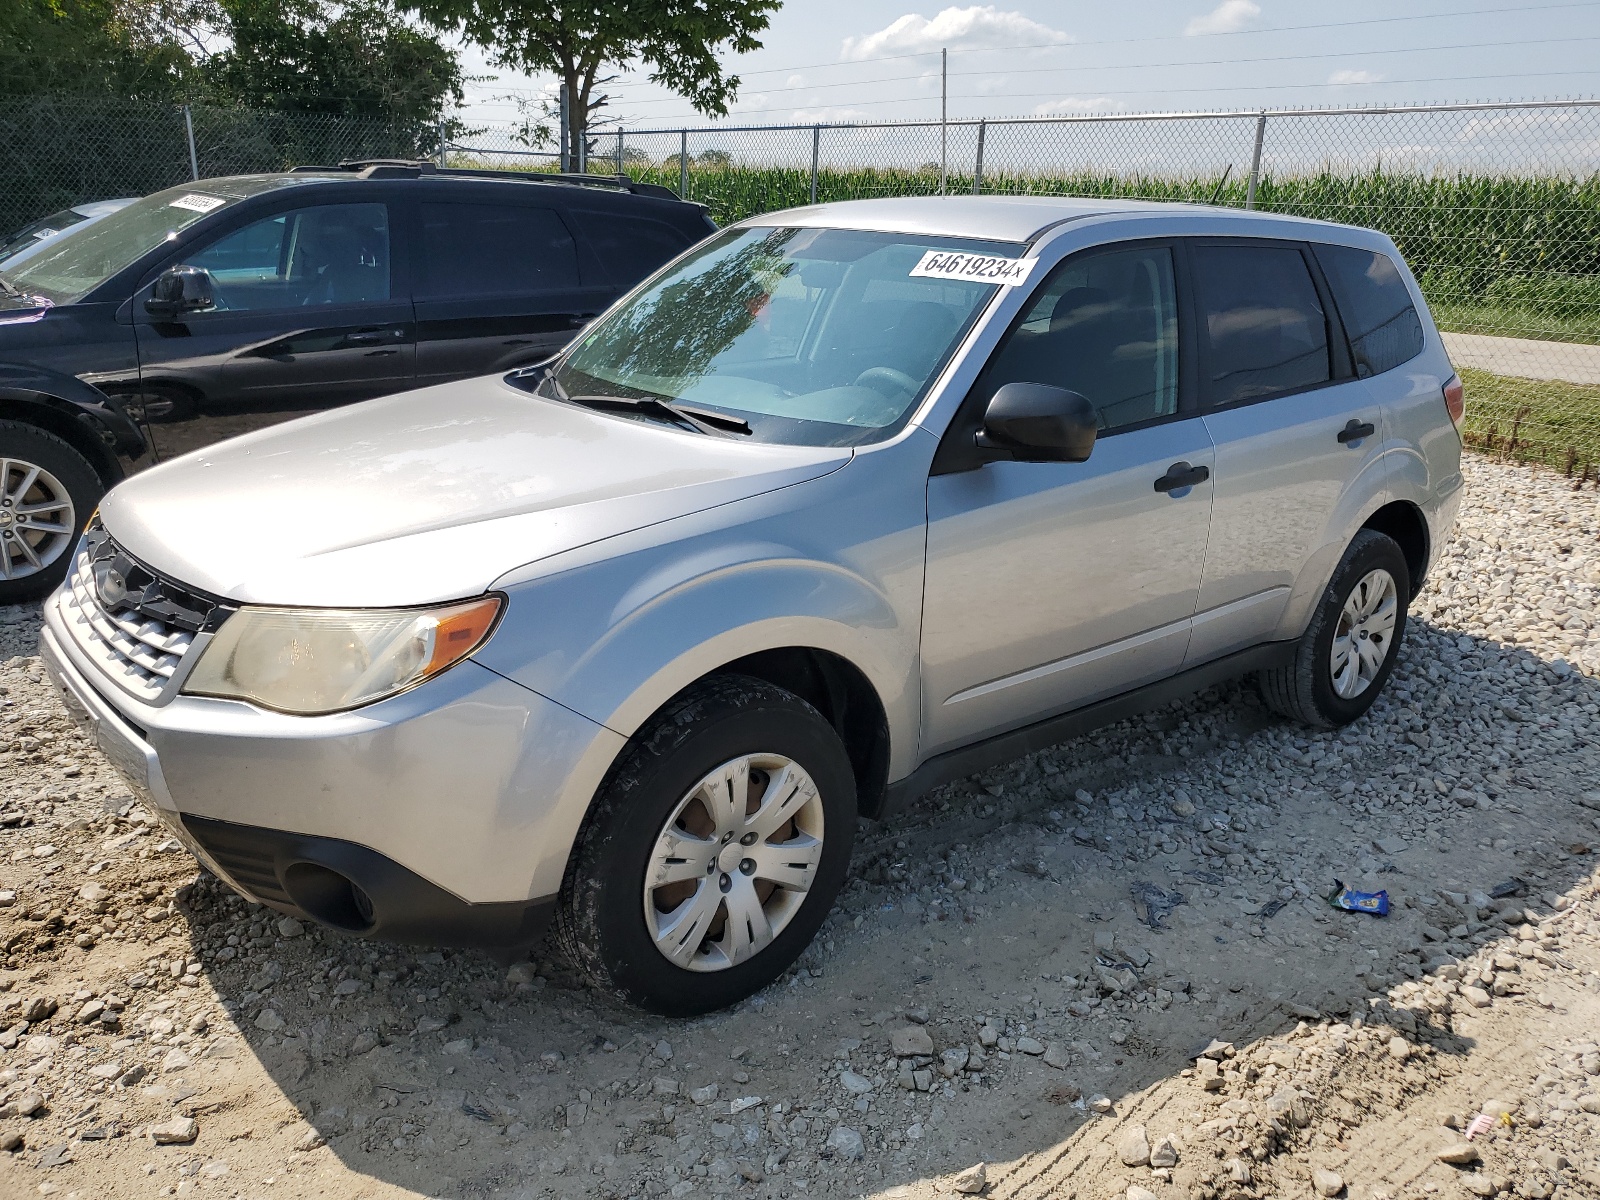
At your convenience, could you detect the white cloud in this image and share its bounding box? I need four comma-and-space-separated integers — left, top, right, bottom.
1033, 97, 1120, 116
785, 74, 807, 88
791, 106, 879, 124
1327, 69, 1383, 85
1184, 0, 1260, 36
842, 6, 1071, 60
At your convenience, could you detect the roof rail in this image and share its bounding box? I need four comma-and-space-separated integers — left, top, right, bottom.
287, 160, 685, 200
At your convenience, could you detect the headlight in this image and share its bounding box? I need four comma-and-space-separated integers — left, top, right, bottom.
183, 596, 503, 715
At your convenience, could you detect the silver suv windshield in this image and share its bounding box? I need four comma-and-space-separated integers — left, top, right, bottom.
0, 186, 236, 306
541, 225, 1022, 446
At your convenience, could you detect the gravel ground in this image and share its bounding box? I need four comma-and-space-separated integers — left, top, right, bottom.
2, 453, 1600, 1200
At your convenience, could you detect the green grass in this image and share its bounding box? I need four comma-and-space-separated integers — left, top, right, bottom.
1460, 366, 1600, 469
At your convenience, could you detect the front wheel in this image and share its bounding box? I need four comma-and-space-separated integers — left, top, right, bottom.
1259, 528, 1410, 729
0, 421, 102, 604
556, 675, 857, 1016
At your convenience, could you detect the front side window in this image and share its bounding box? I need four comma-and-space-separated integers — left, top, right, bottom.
184, 203, 390, 309
539, 225, 1018, 446
1315, 243, 1424, 378
2, 186, 241, 305
418, 203, 578, 300
1192, 244, 1331, 406
983, 245, 1179, 432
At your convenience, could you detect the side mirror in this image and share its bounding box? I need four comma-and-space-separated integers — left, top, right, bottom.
976, 382, 1098, 463
144, 265, 215, 317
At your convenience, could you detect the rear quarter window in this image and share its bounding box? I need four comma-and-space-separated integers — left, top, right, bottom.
1315, 243, 1425, 378
567, 210, 695, 286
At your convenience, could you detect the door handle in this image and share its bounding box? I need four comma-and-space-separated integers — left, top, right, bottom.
346, 328, 400, 345
1153, 461, 1210, 493
1337, 418, 1377, 444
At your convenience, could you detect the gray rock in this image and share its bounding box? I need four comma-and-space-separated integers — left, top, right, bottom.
1127, 1188, 1159, 1200
149, 1116, 198, 1145
276, 917, 304, 938
1437, 1143, 1481, 1165
1313, 1168, 1345, 1197
1149, 1136, 1178, 1168
1118, 1123, 1150, 1166
952, 1162, 987, 1194
890, 1026, 934, 1056
840, 1071, 873, 1096
824, 1125, 864, 1161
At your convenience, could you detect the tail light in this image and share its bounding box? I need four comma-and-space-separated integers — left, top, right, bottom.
1443, 373, 1465, 428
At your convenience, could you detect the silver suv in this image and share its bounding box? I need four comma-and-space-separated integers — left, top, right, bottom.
40, 197, 1464, 1014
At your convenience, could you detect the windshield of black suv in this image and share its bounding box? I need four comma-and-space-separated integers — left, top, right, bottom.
536, 225, 1025, 447
0, 186, 237, 305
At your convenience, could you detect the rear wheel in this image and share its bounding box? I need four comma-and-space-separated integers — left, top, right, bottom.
557, 675, 857, 1016
0, 421, 99, 603
1259, 529, 1410, 729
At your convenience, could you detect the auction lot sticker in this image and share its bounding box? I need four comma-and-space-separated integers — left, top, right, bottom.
169, 194, 226, 213
910, 250, 1037, 286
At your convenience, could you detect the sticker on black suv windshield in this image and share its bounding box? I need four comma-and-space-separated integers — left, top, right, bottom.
168, 194, 226, 213
910, 250, 1036, 286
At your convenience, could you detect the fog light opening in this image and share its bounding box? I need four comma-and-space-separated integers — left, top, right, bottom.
282, 862, 377, 933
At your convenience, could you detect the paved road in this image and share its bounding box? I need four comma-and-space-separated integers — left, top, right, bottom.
1442, 330, 1600, 386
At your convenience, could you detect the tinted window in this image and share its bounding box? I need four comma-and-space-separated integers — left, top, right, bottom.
185, 203, 390, 309
984, 245, 1179, 431
418, 203, 578, 300
1316, 243, 1424, 378
1192, 244, 1330, 406
568, 210, 693, 284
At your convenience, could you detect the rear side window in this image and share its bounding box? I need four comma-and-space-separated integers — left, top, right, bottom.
1191, 244, 1330, 406
567, 210, 693, 285
418, 203, 579, 300
1315, 243, 1425, 378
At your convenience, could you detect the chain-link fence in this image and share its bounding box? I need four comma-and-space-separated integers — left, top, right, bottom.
0, 97, 436, 237
6, 97, 1600, 471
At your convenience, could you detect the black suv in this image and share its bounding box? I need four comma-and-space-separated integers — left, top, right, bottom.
0, 162, 716, 600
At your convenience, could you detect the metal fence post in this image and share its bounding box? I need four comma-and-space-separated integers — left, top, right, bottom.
438, 120, 447, 169
616, 127, 624, 176
1245, 111, 1267, 209
810, 125, 820, 204
939, 47, 948, 195
679, 130, 688, 198
972, 120, 986, 195
182, 104, 199, 181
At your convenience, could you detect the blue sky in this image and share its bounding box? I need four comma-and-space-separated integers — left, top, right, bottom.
455, 1, 1600, 130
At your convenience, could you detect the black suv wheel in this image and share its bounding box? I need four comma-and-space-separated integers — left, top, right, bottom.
0, 420, 99, 602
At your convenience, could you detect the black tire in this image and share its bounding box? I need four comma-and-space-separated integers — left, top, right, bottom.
1259, 528, 1410, 729
0, 420, 102, 604
556, 675, 857, 1016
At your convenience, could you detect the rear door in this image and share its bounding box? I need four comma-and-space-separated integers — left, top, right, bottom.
412, 198, 611, 386
134, 199, 413, 458
1186, 238, 1387, 665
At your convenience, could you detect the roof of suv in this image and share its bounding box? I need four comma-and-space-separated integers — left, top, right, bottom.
174, 161, 695, 206
753, 194, 1357, 245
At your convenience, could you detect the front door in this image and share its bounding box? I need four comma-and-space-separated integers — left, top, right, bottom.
134, 201, 414, 459
921, 243, 1215, 757
1185, 239, 1388, 665
412, 200, 614, 387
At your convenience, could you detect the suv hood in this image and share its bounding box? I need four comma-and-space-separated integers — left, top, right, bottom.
100, 377, 850, 607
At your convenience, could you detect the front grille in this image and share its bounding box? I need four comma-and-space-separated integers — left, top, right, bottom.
57, 519, 224, 704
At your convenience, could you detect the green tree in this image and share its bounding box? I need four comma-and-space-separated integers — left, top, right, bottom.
203, 0, 463, 123
0, 0, 204, 98
407, 0, 779, 165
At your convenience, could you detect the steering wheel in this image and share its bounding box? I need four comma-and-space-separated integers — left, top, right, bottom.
853, 366, 918, 397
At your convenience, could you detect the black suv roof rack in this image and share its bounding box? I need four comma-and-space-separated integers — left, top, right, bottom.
288, 159, 684, 201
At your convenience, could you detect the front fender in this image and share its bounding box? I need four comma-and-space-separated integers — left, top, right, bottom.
478, 449, 929, 783
0, 361, 146, 459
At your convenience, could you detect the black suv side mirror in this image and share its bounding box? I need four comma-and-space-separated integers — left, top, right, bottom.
975, 382, 1098, 463
144, 265, 216, 317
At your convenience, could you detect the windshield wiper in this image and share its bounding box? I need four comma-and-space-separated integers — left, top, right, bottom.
565, 393, 752, 437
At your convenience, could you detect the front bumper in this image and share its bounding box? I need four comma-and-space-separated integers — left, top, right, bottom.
40, 601, 626, 945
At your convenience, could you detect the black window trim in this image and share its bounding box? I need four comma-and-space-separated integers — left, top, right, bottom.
1307, 238, 1426, 381
931, 236, 1200, 475
1182, 235, 1357, 416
